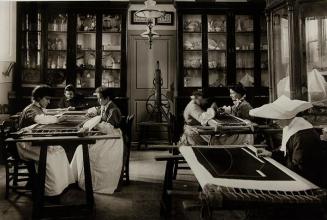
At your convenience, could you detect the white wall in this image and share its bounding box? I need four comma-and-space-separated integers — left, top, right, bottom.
0, 1, 16, 117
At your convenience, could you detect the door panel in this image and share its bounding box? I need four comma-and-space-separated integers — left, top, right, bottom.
128, 31, 176, 141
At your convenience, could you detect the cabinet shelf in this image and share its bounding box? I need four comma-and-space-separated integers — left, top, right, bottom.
76, 67, 96, 70
77, 49, 96, 52
184, 67, 202, 70
235, 31, 254, 34
48, 68, 67, 71
102, 67, 121, 70
208, 49, 226, 52
48, 49, 67, 52
102, 31, 121, 34
208, 68, 226, 70
235, 50, 255, 52
208, 32, 227, 34
183, 31, 202, 34
236, 67, 255, 70
184, 49, 202, 52
77, 31, 96, 33
48, 30, 67, 33
102, 50, 121, 52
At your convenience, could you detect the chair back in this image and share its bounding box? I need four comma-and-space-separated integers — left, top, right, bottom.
0, 119, 20, 162
126, 115, 135, 145
120, 116, 127, 135
168, 113, 181, 145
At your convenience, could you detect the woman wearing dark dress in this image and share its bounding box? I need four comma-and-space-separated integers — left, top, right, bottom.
58, 84, 85, 110
210, 83, 254, 145
250, 95, 324, 186
70, 86, 124, 194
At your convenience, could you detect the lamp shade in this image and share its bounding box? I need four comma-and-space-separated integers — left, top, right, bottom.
135, 0, 165, 19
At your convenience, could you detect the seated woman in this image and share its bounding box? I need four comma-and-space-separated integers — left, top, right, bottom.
58, 84, 85, 110
211, 83, 254, 145
250, 95, 324, 186
180, 90, 218, 146
17, 85, 74, 196
221, 83, 253, 120
70, 86, 124, 194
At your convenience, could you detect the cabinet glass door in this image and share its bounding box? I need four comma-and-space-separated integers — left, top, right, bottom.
260, 15, 269, 87
272, 8, 290, 98
47, 13, 68, 88
207, 15, 227, 87
303, 3, 327, 104
102, 14, 121, 88
183, 14, 202, 88
21, 11, 42, 86
235, 15, 254, 87
76, 14, 96, 88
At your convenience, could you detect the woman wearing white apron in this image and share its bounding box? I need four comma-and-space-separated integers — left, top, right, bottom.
70, 86, 124, 194
17, 85, 74, 196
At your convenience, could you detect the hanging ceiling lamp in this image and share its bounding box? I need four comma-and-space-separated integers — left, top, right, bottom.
135, 0, 165, 49
141, 26, 159, 49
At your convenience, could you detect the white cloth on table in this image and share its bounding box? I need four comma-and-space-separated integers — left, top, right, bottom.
70, 121, 124, 194
34, 114, 58, 124
180, 146, 318, 191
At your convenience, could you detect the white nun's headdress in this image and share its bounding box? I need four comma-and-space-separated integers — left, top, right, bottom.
249, 95, 313, 119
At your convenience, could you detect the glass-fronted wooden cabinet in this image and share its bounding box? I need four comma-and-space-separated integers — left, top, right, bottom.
267, 0, 327, 104
266, 0, 327, 124
13, 2, 128, 114
176, 2, 268, 116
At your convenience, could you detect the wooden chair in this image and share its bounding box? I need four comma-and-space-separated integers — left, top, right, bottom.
122, 114, 135, 185
0, 119, 32, 199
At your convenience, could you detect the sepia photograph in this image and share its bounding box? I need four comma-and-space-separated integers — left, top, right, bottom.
0, 0, 327, 219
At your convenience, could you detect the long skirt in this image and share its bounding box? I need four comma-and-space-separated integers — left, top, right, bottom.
70, 129, 124, 194
179, 125, 254, 146
211, 134, 254, 145
17, 143, 74, 196
179, 125, 210, 146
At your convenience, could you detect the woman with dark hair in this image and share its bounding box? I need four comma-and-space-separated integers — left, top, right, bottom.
58, 84, 85, 110
85, 86, 121, 127
17, 85, 74, 196
222, 83, 253, 120
71, 86, 124, 194
180, 90, 219, 145
211, 83, 254, 145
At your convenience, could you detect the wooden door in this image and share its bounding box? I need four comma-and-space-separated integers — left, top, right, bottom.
127, 31, 176, 142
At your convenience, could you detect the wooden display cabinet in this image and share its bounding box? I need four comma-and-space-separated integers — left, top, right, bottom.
175, 2, 268, 120
266, 0, 327, 124
11, 2, 128, 115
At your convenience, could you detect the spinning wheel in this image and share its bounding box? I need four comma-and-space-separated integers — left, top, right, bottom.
145, 93, 170, 121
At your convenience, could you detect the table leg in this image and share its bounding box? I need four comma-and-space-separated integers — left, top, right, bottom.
82, 144, 94, 208
145, 126, 148, 149
160, 158, 174, 216
138, 125, 143, 150
33, 145, 48, 219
